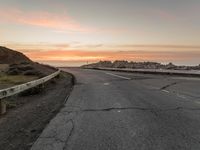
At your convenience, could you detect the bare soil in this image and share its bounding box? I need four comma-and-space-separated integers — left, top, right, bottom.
0, 71, 74, 150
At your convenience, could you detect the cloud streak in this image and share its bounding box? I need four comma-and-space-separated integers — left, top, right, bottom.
5, 42, 200, 52
0, 7, 94, 32
113, 44, 200, 50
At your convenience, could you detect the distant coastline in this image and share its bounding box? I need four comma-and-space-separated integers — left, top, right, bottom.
82, 61, 200, 71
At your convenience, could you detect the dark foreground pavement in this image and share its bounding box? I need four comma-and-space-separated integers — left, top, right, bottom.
31, 68, 200, 150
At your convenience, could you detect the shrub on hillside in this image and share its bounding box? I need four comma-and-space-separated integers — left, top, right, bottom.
7, 68, 21, 75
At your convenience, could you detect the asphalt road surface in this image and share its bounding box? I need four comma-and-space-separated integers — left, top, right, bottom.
32, 68, 200, 150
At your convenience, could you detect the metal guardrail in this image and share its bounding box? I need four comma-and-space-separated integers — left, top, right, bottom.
0, 70, 60, 114
0, 70, 60, 99
92, 67, 200, 77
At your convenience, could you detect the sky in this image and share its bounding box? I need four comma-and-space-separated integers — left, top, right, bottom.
0, 0, 200, 66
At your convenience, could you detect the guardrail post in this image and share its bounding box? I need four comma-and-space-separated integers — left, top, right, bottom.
0, 99, 6, 114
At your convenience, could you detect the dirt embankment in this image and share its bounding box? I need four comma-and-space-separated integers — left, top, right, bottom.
0, 71, 74, 150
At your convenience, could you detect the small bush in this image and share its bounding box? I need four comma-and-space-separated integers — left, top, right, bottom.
23, 70, 40, 76
7, 69, 21, 75
9, 63, 18, 67
20, 62, 31, 65
18, 65, 34, 71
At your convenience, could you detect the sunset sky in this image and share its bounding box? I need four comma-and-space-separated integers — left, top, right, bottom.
0, 0, 200, 66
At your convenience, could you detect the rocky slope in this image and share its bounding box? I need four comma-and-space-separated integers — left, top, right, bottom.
82, 61, 200, 70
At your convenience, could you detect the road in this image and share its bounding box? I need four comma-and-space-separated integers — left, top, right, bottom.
31, 68, 200, 150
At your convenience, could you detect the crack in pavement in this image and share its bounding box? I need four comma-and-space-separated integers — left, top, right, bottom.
63, 119, 75, 150
62, 106, 200, 114
158, 81, 200, 100
160, 82, 177, 90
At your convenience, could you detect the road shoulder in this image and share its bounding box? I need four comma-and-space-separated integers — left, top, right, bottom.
0, 72, 74, 150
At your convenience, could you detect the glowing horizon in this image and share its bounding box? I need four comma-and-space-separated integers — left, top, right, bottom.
1, 0, 200, 66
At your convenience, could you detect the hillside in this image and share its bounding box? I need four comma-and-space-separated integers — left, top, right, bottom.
0, 46, 57, 89
0, 46, 31, 64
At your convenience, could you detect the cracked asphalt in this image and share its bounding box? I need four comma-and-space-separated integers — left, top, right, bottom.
31, 68, 200, 150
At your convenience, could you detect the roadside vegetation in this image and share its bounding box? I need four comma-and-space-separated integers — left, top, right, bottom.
0, 63, 39, 89
0, 73, 38, 85
0, 61, 57, 89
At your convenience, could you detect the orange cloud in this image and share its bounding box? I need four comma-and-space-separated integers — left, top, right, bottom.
0, 8, 94, 32
5, 43, 71, 52
6, 42, 200, 53
23, 50, 200, 65
115, 45, 200, 49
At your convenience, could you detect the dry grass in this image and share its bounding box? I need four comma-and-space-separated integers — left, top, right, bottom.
0, 73, 38, 85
